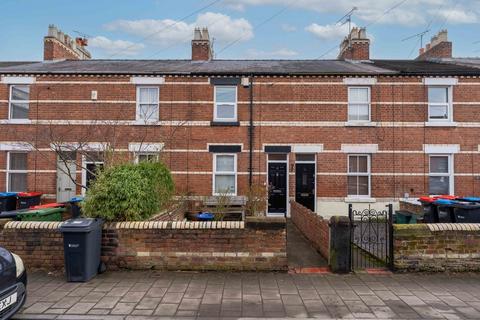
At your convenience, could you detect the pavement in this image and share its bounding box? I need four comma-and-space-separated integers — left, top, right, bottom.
13, 270, 480, 319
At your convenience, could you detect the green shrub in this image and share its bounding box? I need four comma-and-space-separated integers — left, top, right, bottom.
82, 161, 174, 221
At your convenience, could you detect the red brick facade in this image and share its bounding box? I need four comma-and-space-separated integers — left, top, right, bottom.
0, 27, 479, 216
0, 74, 480, 212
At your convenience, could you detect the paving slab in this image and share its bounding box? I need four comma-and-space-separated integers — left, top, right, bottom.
13, 270, 480, 319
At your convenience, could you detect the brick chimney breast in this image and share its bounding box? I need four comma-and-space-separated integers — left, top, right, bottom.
417, 30, 452, 60
191, 27, 212, 61
338, 27, 370, 61
44, 25, 91, 61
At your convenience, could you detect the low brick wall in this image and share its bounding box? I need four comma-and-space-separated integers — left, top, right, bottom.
399, 200, 424, 215
394, 223, 480, 272
290, 201, 329, 259
0, 217, 287, 272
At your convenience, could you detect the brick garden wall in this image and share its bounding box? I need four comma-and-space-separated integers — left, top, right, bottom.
394, 224, 480, 272
399, 200, 424, 215
0, 217, 287, 271
290, 201, 329, 259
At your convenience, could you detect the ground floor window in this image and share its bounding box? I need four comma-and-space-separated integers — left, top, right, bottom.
135, 153, 159, 163
7, 152, 28, 192
213, 154, 237, 195
347, 154, 370, 197
429, 155, 452, 195
83, 152, 104, 190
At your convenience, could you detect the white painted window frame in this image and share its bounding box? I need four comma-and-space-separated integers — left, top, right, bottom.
428, 154, 454, 195
6, 151, 28, 192
212, 153, 237, 196
213, 85, 237, 122
81, 155, 104, 195
136, 86, 159, 122
347, 86, 371, 122
9, 84, 30, 121
427, 86, 453, 123
347, 154, 371, 198
135, 152, 159, 163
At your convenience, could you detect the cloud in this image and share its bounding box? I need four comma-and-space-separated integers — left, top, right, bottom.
433, 8, 478, 24
281, 24, 297, 32
104, 12, 253, 47
305, 23, 354, 40
245, 48, 299, 58
88, 36, 145, 56
223, 0, 478, 26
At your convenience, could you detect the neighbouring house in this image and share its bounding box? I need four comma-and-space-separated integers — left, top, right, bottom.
1, 25, 480, 217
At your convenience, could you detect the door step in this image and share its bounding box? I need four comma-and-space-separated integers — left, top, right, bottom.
288, 267, 331, 274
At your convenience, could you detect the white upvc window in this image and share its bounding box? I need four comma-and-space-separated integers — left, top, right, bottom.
9, 85, 30, 120
348, 87, 370, 122
213, 154, 237, 195
136, 86, 159, 122
347, 154, 371, 197
6, 152, 28, 192
135, 153, 159, 163
214, 86, 237, 122
428, 86, 452, 122
429, 155, 453, 195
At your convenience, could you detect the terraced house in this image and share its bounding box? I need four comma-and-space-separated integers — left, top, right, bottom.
0, 25, 479, 216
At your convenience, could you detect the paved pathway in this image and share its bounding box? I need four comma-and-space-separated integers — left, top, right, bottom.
287, 220, 328, 269
15, 271, 480, 319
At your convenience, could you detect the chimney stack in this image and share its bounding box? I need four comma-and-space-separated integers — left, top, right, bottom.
417, 30, 452, 60
191, 27, 212, 61
338, 27, 370, 61
44, 25, 91, 61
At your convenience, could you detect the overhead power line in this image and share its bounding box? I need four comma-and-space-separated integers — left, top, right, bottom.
106, 0, 223, 58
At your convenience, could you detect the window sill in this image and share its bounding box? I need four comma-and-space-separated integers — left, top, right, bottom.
344, 197, 376, 203
1, 119, 32, 124
344, 121, 376, 127
133, 120, 160, 126
210, 121, 240, 127
425, 122, 457, 127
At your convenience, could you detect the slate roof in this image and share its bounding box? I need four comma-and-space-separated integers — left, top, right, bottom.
0, 58, 479, 76
0, 61, 38, 68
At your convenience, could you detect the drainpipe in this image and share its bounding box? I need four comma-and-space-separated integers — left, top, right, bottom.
248, 75, 254, 187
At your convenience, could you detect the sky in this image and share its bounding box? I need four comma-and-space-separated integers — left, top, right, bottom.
0, 0, 479, 61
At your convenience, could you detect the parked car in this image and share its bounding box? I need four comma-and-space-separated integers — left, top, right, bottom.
0, 247, 26, 319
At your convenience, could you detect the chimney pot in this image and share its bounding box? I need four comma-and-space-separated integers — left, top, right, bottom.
191, 26, 212, 61
337, 27, 370, 60
417, 29, 452, 60
44, 24, 91, 61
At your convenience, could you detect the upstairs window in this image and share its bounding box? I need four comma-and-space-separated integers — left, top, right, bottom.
9, 85, 30, 120
214, 86, 237, 122
428, 86, 451, 121
136, 87, 159, 122
348, 87, 370, 122
7, 152, 28, 192
347, 154, 370, 197
429, 155, 452, 195
213, 154, 237, 195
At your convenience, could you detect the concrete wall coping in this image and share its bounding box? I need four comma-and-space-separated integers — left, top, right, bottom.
4, 220, 246, 230
427, 223, 480, 232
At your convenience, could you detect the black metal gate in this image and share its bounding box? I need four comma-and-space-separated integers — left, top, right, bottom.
349, 204, 394, 271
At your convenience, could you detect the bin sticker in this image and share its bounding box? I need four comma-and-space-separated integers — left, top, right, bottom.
68, 243, 80, 248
